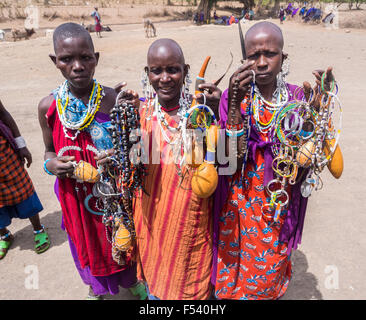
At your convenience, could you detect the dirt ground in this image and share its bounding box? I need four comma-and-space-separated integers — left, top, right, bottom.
0, 4, 366, 300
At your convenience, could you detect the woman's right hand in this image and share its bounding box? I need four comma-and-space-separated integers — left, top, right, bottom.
45, 156, 75, 178
228, 60, 255, 109
95, 149, 115, 167
114, 82, 141, 109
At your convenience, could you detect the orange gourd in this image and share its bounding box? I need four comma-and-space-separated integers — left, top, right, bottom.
191, 125, 219, 198
324, 139, 343, 179
113, 221, 132, 251
295, 139, 316, 168
191, 161, 218, 198
73, 160, 100, 183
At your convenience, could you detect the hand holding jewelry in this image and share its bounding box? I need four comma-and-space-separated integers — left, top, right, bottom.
228, 61, 255, 110
43, 155, 75, 178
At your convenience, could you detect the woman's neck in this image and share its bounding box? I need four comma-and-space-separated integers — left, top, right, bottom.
68, 81, 94, 104
158, 96, 181, 113
257, 82, 277, 102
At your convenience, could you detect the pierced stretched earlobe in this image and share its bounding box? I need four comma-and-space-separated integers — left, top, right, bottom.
184, 64, 190, 84
141, 66, 154, 101
281, 57, 290, 78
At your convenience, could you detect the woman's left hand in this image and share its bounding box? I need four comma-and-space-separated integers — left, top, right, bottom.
312, 66, 335, 92
114, 82, 141, 109
194, 82, 222, 117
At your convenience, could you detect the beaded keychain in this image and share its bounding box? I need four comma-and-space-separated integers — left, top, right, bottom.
182, 94, 217, 164
96, 92, 146, 265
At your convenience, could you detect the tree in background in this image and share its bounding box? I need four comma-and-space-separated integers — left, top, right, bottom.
194, 0, 366, 23
197, 0, 217, 23
238, 0, 255, 10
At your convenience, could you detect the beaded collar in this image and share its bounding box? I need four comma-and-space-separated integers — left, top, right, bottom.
54, 79, 105, 140
251, 80, 290, 135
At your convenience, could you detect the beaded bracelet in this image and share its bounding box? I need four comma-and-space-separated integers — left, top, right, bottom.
226, 122, 244, 131
225, 128, 245, 137
43, 159, 54, 176
320, 72, 335, 93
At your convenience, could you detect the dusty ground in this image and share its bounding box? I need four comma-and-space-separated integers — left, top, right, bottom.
0, 3, 366, 300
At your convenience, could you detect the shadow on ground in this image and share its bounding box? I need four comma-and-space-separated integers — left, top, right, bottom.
5, 211, 322, 300
8, 210, 67, 253
282, 250, 323, 300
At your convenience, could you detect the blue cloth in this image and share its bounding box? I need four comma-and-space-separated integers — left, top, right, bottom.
0, 192, 43, 228
88, 119, 113, 151
91, 11, 101, 24
53, 81, 114, 152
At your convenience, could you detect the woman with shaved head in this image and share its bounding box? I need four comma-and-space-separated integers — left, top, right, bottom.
131, 38, 221, 300
213, 21, 340, 300
38, 23, 145, 300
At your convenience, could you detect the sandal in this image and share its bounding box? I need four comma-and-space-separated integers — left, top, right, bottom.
86, 286, 103, 300
86, 294, 103, 300
34, 225, 50, 254
0, 231, 14, 260
129, 282, 148, 300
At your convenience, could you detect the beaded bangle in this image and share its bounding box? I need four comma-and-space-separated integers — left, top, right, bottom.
226, 122, 244, 131
321, 72, 335, 93
43, 159, 54, 176
33, 224, 45, 235
226, 128, 245, 137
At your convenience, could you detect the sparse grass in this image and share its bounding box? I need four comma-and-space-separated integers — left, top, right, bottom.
172, 8, 193, 19
143, 8, 171, 18
14, 7, 27, 19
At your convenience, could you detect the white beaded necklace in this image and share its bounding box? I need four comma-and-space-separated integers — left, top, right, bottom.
154, 94, 189, 145
56, 80, 105, 140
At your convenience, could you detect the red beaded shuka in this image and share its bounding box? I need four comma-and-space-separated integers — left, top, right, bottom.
47, 99, 129, 276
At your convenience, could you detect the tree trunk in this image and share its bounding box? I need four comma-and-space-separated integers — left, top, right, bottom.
197, 0, 215, 23
269, 0, 280, 18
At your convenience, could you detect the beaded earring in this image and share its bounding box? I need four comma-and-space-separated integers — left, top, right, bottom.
141, 67, 154, 99
178, 68, 192, 117
278, 56, 290, 86
141, 67, 155, 120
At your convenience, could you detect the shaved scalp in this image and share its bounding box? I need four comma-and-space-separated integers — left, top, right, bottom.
147, 38, 185, 64
245, 21, 284, 49
53, 22, 94, 53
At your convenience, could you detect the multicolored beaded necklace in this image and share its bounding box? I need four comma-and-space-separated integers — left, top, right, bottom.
55, 79, 104, 140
